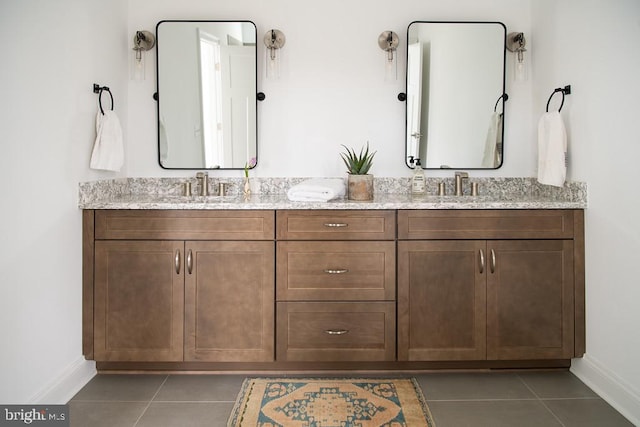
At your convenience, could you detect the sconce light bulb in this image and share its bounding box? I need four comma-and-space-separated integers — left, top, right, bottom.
514, 49, 527, 82
387, 49, 394, 62
384, 51, 397, 82
131, 49, 145, 81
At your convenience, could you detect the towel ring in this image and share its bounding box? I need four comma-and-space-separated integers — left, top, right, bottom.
92, 83, 114, 115
98, 88, 114, 115
546, 85, 571, 112
494, 93, 509, 113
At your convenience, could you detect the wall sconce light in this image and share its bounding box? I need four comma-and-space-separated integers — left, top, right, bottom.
378, 31, 399, 81
507, 32, 527, 82
264, 29, 286, 79
132, 30, 155, 81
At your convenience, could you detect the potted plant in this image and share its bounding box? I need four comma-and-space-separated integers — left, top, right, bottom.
340, 142, 376, 201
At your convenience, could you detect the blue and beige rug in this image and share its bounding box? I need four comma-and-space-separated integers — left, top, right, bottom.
227, 378, 435, 427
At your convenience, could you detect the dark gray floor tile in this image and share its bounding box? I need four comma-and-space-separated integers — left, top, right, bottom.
416, 372, 536, 400
428, 400, 563, 427
544, 398, 635, 427
153, 375, 245, 402
136, 402, 234, 427
70, 374, 167, 402
518, 371, 599, 398
69, 401, 147, 427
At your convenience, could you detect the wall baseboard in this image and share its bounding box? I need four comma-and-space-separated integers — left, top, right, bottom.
571, 355, 640, 426
29, 357, 96, 404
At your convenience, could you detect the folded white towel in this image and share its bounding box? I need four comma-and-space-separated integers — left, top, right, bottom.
537, 111, 567, 187
482, 112, 503, 168
287, 178, 346, 202
90, 110, 124, 172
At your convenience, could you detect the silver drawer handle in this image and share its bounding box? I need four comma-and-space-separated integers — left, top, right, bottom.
324, 269, 349, 274
174, 249, 181, 274
323, 223, 348, 228
325, 329, 349, 335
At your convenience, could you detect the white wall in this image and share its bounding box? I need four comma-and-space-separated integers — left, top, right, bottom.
532, 0, 640, 424
128, 0, 533, 178
0, 0, 127, 403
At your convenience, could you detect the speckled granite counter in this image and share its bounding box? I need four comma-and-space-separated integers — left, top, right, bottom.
78, 177, 587, 210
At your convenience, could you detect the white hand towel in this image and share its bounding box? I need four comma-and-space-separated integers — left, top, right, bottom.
287, 178, 346, 202
537, 111, 567, 187
482, 112, 503, 168
90, 110, 124, 172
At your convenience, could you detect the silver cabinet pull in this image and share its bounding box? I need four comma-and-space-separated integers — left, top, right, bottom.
324, 269, 349, 274
324, 329, 349, 335
479, 249, 485, 274
490, 249, 496, 274
174, 249, 181, 274
323, 223, 348, 228
187, 249, 193, 274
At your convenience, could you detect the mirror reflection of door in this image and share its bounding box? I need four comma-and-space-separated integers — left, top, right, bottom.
407, 42, 423, 162
198, 29, 223, 168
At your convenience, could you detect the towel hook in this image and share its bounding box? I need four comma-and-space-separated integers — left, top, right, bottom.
494, 93, 509, 113
546, 85, 571, 112
93, 83, 114, 115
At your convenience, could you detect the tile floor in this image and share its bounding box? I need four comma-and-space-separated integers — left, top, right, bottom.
68, 371, 634, 427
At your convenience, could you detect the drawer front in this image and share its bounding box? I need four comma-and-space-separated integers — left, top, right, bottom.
95, 210, 275, 240
276, 302, 396, 361
276, 210, 395, 240
277, 241, 395, 301
398, 209, 575, 240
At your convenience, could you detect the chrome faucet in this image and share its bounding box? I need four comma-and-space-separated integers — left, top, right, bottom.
195, 172, 209, 196
454, 172, 469, 196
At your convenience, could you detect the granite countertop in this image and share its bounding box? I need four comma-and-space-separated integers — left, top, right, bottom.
78, 177, 587, 210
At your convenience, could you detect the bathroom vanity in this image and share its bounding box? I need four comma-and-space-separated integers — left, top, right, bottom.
80, 179, 586, 371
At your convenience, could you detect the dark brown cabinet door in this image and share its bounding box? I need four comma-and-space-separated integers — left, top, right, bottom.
487, 240, 574, 360
184, 241, 275, 362
94, 241, 184, 362
398, 240, 487, 361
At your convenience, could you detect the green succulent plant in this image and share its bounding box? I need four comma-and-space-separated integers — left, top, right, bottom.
340, 142, 376, 175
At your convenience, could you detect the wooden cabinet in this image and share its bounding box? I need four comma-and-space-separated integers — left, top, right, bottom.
93, 240, 184, 362
487, 240, 574, 360
275, 210, 396, 362
398, 210, 582, 362
84, 207, 585, 369
87, 210, 275, 363
398, 240, 486, 361
184, 241, 274, 362
277, 302, 396, 361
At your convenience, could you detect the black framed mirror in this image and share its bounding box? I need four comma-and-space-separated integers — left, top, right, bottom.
156, 20, 258, 169
404, 21, 506, 169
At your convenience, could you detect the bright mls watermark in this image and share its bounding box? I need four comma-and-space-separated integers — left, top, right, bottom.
0, 406, 68, 426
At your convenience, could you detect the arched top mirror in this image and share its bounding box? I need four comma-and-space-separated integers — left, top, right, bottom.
405, 21, 506, 169
156, 20, 258, 169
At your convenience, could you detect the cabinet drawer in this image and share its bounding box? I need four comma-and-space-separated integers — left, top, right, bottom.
276, 210, 395, 240
398, 210, 575, 240
95, 210, 275, 240
277, 241, 395, 301
276, 302, 396, 361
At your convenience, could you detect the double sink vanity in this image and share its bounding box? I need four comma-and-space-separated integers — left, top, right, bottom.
79, 19, 586, 371
80, 177, 586, 371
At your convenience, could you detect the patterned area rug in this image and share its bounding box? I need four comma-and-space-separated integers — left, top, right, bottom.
227, 378, 436, 427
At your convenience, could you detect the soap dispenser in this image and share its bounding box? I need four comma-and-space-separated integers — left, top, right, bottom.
411, 157, 426, 195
